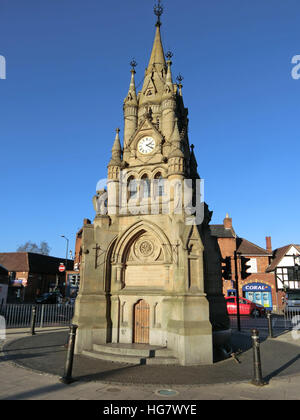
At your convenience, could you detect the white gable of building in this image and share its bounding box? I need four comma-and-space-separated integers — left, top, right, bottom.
277, 246, 300, 267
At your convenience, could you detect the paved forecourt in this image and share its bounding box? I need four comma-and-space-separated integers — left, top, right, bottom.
1, 327, 300, 400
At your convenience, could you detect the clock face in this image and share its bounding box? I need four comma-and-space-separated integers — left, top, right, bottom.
138, 137, 156, 155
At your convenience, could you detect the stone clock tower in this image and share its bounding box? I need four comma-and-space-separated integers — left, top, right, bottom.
73, 3, 229, 366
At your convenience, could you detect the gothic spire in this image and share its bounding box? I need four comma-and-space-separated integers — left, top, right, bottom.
140, 6, 167, 106
163, 51, 174, 100
146, 24, 166, 77
108, 128, 122, 167
124, 60, 138, 106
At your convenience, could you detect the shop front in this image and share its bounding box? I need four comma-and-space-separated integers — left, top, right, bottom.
242, 282, 273, 311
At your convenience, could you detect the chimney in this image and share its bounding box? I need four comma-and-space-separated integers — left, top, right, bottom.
223, 213, 232, 230
266, 236, 272, 253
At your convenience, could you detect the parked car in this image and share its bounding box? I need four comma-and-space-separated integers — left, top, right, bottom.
284, 291, 300, 314
225, 296, 266, 317
35, 292, 62, 304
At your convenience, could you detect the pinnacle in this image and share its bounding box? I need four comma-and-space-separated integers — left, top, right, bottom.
124, 68, 138, 106
169, 122, 184, 159
108, 129, 122, 167
163, 59, 174, 100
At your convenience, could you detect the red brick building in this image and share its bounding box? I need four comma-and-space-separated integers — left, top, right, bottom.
210, 215, 279, 311
0, 253, 73, 303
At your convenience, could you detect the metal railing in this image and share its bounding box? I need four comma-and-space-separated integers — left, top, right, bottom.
0, 304, 74, 329
283, 308, 300, 330
229, 309, 300, 333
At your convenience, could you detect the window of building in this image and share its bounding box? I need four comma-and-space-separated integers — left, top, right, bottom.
154, 173, 165, 197
127, 176, 138, 199
276, 266, 300, 290
141, 175, 151, 198
248, 258, 257, 274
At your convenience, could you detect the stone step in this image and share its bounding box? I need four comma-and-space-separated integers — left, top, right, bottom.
93, 343, 174, 358
143, 356, 179, 365
82, 349, 179, 365
82, 350, 143, 365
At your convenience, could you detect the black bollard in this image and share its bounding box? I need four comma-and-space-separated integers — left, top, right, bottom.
251, 329, 267, 386
60, 324, 78, 385
30, 305, 37, 336
267, 312, 274, 338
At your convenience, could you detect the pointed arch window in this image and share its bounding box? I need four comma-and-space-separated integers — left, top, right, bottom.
141, 175, 151, 199
127, 176, 138, 200
154, 172, 165, 197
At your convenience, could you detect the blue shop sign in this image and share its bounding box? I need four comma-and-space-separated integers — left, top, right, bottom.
243, 283, 271, 292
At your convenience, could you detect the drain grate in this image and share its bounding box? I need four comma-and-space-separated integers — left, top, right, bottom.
155, 389, 178, 396
105, 388, 121, 393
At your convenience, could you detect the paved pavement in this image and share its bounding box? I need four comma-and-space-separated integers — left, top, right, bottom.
1, 327, 300, 400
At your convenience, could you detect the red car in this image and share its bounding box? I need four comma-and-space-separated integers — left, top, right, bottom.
225, 296, 266, 317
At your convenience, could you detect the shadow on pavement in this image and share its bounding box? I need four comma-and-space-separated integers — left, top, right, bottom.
264, 353, 300, 382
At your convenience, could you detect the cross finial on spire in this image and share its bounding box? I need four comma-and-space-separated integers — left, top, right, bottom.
154, 0, 163, 27
130, 59, 137, 73
166, 51, 173, 62
176, 74, 184, 84
116, 128, 120, 134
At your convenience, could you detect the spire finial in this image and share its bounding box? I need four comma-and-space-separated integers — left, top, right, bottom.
176, 74, 184, 95
165, 51, 173, 63
130, 59, 137, 73
154, 0, 164, 27
176, 74, 184, 84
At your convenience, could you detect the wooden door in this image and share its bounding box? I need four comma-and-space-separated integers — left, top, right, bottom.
133, 300, 150, 344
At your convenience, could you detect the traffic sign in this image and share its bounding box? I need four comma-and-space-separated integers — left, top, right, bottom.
59, 263, 66, 273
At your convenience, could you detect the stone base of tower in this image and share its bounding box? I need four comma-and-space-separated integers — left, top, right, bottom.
164, 295, 213, 366
73, 293, 213, 366
73, 293, 111, 354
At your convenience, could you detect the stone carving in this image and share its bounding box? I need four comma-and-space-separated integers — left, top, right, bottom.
93, 189, 108, 215
126, 234, 163, 263
139, 240, 153, 256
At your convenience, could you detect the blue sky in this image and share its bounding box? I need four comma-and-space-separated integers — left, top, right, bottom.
0, 0, 299, 258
